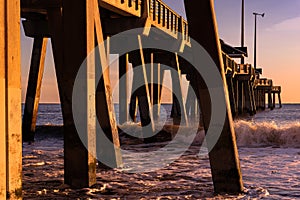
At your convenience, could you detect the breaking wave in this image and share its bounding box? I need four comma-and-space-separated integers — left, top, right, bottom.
234, 120, 300, 148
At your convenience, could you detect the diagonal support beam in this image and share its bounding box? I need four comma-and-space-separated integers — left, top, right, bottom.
152, 62, 163, 120
94, 0, 122, 168
184, 0, 243, 193
170, 53, 189, 126
129, 36, 155, 136
22, 37, 48, 142
137, 36, 155, 133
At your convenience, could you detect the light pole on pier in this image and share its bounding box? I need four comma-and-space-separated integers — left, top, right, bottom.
253, 12, 265, 70
241, 0, 245, 64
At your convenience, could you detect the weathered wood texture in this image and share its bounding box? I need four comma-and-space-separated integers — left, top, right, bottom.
170, 53, 189, 126
0, 0, 6, 198
128, 36, 155, 135
94, 0, 122, 168
129, 48, 155, 135
152, 63, 163, 120
184, 0, 243, 193
60, 0, 97, 188
22, 37, 48, 142
0, 0, 22, 198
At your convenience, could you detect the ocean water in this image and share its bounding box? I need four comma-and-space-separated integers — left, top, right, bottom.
28, 103, 172, 126
235, 104, 300, 148
32, 103, 300, 148
32, 103, 300, 125
23, 104, 300, 199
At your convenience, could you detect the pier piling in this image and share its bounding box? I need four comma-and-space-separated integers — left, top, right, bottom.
0, 0, 284, 197
0, 0, 22, 198
184, 0, 243, 193
22, 37, 48, 142
119, 54, 129, 124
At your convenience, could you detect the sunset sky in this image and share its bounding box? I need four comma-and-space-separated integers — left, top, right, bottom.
21, 0, 300, 103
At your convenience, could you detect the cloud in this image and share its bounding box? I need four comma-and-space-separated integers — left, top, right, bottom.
267, 16, 300, 31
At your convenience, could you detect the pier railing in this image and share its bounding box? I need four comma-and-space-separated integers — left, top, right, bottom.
149, 0, 190, 44
100, 0, 142, 17
272, 86, 281, 93
255, 78, 273, 87
222, 52, 238, 76
237, 64, 255, 75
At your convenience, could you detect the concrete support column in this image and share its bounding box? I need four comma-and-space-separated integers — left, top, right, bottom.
255, 89, 259, 110
129, 82, 138, 122
250, 84, 257, 114
226, 77, 237, 118
272, 92, 276, 109
170, 71, 182, 123
268, 91, 273, 110
50, 0, 98, 188
186, 81, 198, 119
184, 0, 243, 193
250, 83, 256, 114
244, 81, 254, 115
0, 27, 6, 199
119, 54, 129, 124
233, 80, 239, 114
278, 93, 282, 108
238, 81, 244, 114
0, 2, 7, 197
0, 0, 22, 198
262, 90, 266, 110
129, 48, 155, 136
22, 37, 48, 142
152, 63, 162, 120
170, 54, 189, 126
258, 90, 264, 110
259, 90, 265, 110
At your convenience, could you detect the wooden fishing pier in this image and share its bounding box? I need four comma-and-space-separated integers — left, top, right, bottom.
1, 0, 281, 198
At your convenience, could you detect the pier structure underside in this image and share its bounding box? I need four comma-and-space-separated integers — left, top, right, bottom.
1, 0, 281, 198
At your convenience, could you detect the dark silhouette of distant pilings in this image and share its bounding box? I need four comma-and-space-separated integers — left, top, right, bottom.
220, 41, 282, 118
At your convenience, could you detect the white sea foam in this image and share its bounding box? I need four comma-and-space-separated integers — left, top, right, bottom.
234, 120, 300, 148
120, 120, 300, 148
